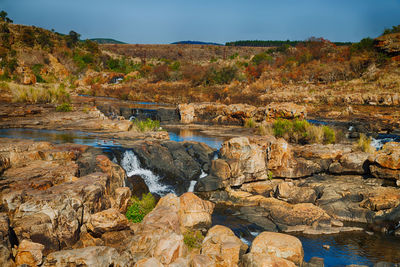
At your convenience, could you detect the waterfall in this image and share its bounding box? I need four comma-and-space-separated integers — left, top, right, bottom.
200, 170, 207, 179
188, 180, 197, 192
121, 150, 174, 195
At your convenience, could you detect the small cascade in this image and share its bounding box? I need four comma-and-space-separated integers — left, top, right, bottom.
121, 150, 174, 195
200, 170, 208, 179
188, 180, 197, 192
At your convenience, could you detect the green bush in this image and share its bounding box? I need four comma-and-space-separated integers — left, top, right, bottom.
133, 118, 161, 132
56, 102, 72, 112
12, 84, 70, 104
125, 193, 156, 223
251, 52, 273, 65
272, 119, 336, 144
31, 64, 46, 83
183, 230, 204, 250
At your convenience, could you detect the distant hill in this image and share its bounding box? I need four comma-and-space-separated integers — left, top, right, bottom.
172, 40, 223, 46
90, 38, 126, 44
226, 40, 353, 47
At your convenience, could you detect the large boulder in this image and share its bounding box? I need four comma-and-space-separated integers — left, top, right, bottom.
329, 151, 370, 174
87, 208, 129, 235
179, 192, 214, 231
130, 193, 214, 264
368, 142, 400, 180
15, 240, 45, 266
42, 246, 130, 266
220, 137, 268, 184
250, 232, 303, 265
242, 253, 296, 267
201, 225, 248, 266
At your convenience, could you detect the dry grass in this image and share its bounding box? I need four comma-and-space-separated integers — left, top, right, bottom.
11, 83, 70, 104
355, 133, 375, 153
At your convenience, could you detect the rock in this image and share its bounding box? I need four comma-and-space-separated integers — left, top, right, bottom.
242, 253, 296, 267
111, 187, 131, 213
134, 257, 164, 267
305, 257, 325, 267
275, 182, 317, 204
101, 230, 133, 251
15, 240, 44, 266
72, 232, 104, 249
129, 194, 186, 264
42, 246, 130, 266
190, 254, 215, 267
23, 73, 36, 85
178, 104, 195, 124
329, 152, 370, 174
250, 232, 303, 265
210, 159, 231, 180
220, 137, 267, 184
368, 142, 400, 180
375, 32, 400, 55
201, 225, 248, 266
240, 180, 280, 197
195, 175, 226, 192
179, 192, 214, 231
127, 175, 150, 198
266, 102, 307, 120
87, 208, 129, 235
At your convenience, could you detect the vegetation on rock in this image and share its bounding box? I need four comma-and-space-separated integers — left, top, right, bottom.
125, 193, 156, 223
132, 118, 161, 132
183, 230, 204, 250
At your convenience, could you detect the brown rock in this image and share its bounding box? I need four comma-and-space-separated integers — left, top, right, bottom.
178, 104, 195, 124
179, 192, 214, 231
87, 208, 129, 235
250, 232, 303, 265
373, 142, 400, 170
276, 182, 317, 204
134, 257, 164, 267
210, 159, 231, 180
15, 240, 44, 266
329, 152, 370, 174
201, 225, 248, 266
111, 187, 131, 213
190, 254, 215, 267
242, 253, 296, 267
42, 246, 130, 266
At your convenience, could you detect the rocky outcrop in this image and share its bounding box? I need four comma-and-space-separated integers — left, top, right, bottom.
201, 225, 248, 266
0, 138, 127, 257
15, 240, 45, 266
129, 140, 215, 193
249, 232, 303, 265
197, 137, 371, 192
368, 142, 400, 180
129, 193, 214, 264
376, 32, 400, 55
42, 246, 131, 266
178, 102, 306, 125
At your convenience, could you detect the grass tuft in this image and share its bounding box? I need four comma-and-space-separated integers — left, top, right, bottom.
132, 118, 161, 132
125, 193, 156, 223
355, 133, 375, 153
183, 230, 204, 250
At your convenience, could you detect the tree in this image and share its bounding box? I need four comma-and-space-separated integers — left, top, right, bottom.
65, 30, 80, 48
0, 10, 13, 23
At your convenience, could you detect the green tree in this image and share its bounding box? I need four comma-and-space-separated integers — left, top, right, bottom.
0, 10, 13, 23
66, 30, 80, 48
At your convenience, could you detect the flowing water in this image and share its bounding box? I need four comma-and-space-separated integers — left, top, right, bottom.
1, 127, 400, 266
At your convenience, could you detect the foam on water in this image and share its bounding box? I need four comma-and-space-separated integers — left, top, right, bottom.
121, 150, 174, 196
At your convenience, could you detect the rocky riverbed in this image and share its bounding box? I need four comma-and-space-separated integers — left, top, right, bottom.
0, 100, 399, 266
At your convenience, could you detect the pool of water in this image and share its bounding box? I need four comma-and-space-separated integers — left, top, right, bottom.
212, 206, 400, 267
166, 128, 226, 149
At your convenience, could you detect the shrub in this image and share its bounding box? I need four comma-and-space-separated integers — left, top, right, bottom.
21, 28, 35, 47
56, 102, 72, 112
183, 230, 204, 250
244, 118, 256, 128
355, 133, 374, 153
125, 193, 156, 223
272, 119, 336, 144
132, 118, 161, 132
322, 126, 336, 144
31, 64, 46, 83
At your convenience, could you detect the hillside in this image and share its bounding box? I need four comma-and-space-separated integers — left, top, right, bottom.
172, 40, 223, 46
90, 38, 126, 44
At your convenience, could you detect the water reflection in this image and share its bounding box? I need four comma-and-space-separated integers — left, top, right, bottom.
167, 128, 225, 149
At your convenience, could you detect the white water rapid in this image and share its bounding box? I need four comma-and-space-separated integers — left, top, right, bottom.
121, 150, 174, 196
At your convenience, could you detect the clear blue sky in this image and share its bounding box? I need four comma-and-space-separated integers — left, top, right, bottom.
1, 0, 399, 44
